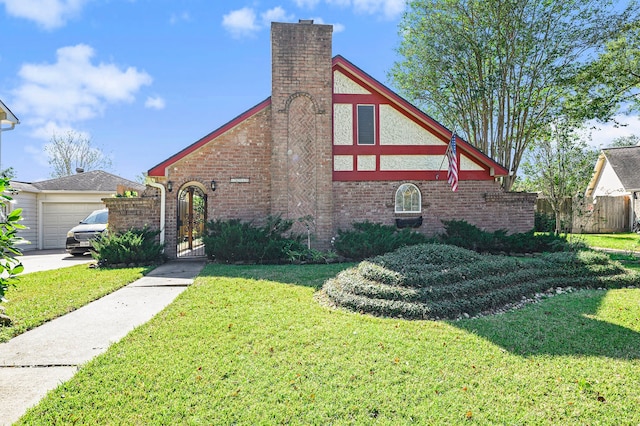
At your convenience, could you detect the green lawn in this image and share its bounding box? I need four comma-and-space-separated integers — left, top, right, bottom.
17, 263, 640, 425
0, 264, 152, 342
569, 232, 640, 252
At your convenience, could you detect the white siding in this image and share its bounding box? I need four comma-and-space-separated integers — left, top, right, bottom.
593, 160, 628, 197
12, 192, 38, 251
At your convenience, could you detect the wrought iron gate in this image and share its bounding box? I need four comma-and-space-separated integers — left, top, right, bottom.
177, 185, 207, 258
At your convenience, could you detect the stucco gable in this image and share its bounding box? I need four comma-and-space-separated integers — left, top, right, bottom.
331, 55, 508, 176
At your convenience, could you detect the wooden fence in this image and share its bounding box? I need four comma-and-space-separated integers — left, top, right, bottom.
537, 195, 630, 233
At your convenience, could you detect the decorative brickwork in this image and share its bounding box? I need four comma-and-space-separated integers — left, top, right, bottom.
271, 21, 334, 249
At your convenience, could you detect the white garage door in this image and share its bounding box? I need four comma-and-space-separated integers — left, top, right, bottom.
42, 203, 105, 249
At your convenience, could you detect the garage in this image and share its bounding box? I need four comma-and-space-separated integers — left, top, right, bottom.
11, 170, 145, 251
42, 202, 105, 249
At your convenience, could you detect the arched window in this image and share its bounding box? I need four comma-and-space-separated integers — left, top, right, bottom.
395, 183, 421, 213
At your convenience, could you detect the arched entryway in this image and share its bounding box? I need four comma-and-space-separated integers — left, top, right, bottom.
177, 183, 207, 258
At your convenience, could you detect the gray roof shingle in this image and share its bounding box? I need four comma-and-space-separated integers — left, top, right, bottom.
603, 146, 640, 192
13, 170, 145, 192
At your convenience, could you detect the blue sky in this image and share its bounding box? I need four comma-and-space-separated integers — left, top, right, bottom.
1, 0, 637, 183
0, 0, 404, 182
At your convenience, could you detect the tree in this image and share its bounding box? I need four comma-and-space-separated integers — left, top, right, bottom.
518, 119, 599, 233
609, 134, 640, 147
567, 20, 640, 123
0, 177, 25, 325
392, 0, 637, 190
45, 131, 112, 178
0, 167, 15, 179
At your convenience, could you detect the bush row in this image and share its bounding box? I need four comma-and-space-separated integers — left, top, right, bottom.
332, 221, 431, 260
201, 216, 339, 264
92, 227, 165, 267
439, 220, 579, 254
322, 243, 640, 320
332, 219, 581, 261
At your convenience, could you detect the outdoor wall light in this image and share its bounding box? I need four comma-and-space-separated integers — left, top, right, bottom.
210, 180, 216, 191
167, 181, 173, 192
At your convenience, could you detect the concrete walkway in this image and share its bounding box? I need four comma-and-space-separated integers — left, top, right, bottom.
0, 259, 206, 425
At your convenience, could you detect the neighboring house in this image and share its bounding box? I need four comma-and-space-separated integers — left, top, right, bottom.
109, 20, 536, 259
10, 170, 144, 251
0, 98, 19, 168
582, 145, 640, 232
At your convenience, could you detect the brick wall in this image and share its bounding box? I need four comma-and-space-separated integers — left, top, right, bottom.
103, 188, 161, 234
271, 21, 334, 249
333, 180, 536, 237
162, 107, 272, 258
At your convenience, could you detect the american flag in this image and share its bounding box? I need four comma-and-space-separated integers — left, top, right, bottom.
447, 134, 459, 192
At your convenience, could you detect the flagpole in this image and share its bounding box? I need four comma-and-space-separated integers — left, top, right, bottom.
435, 131, 455, 181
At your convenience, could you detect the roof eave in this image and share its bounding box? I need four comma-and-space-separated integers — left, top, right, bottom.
0, 99, 19, 125
147, 97, 271, 177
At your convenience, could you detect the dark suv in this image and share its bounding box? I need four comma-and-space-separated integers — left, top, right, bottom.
65, 209, 108, 256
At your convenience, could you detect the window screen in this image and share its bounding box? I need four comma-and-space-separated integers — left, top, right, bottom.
357, 105, 375, 145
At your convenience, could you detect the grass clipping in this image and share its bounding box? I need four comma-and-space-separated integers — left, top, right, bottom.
322, 243, 640, 320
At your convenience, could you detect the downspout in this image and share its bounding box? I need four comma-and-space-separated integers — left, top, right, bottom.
146, 178, 166, 248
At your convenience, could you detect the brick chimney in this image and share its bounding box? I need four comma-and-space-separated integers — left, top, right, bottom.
270, 20, 334, 248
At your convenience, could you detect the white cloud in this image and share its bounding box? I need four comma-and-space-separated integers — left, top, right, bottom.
12, 44, 152, 137
145, 96, 166, 110
24, 144, 52, 168
589, 115, 640, 149
309, 17, 345, 33
293, 0, 321, 8
322, 0, 405, 19
327, 0, 350, 5
222, 7, 260, 38
29, 121, 88, 141
0, 0, 89, 30
352, 0, 405, 19
170, 11, 191, 25
261, 6, 294, 24
24, 122, 88, 168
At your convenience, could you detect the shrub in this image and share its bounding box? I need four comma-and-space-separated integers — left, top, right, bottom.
92, 227, 165, 266
440, 220, 579, 254
333, 221, 430, 260
203, 216, 307, 263
534, 211, 555, 232
322, 243, 640, 320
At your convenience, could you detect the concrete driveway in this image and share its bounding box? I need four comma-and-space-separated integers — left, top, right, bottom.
15, 249, 94, 275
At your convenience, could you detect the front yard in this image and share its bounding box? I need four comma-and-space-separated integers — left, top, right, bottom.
15, 262, 640, 424
0, 265, 150, 342
569, 232, 640, 253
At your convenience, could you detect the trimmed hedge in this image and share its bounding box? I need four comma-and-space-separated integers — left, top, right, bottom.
322, 243, 640, 320
440, 220, 579, 254
92, 227, 165, 266
332, 221, 431, 260
203, 216, 306, 263
333, 219, 579, 262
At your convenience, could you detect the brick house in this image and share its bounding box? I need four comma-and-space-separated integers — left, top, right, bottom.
107, 20, 535, 259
